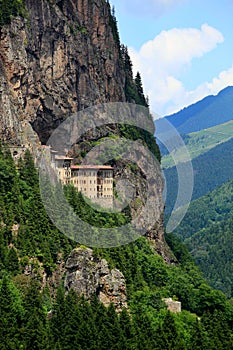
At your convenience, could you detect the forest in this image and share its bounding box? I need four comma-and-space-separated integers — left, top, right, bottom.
173, 180, 233, 298
164, 137, 233, 213
1, 145, 233, 349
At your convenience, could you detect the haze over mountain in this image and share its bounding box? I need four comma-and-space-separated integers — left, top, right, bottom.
156, 86, 233, 135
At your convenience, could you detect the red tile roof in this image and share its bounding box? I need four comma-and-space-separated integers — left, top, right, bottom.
70, 165, 113, 170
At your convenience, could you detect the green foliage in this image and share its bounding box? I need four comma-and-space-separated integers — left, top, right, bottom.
162, 120, 233, 168
118, 124, 161, 161
6, 247, 20, 276
164, 137, 233, 213
0, 277, 24, 349
0, 148, 75, 273
0, 0, 25, 26
0, 148, 233, 347
173, 180, 233, 297
121, 45, 149, 108
64, 185, 131, 229
109, 5, 120, 48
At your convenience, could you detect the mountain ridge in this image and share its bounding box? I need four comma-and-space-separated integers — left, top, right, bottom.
156, 86, 233, 135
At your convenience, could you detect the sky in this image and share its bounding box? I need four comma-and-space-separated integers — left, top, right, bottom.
109, 0, 233, 118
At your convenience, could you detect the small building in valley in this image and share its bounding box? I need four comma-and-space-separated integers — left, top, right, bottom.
163, 298, 181, 313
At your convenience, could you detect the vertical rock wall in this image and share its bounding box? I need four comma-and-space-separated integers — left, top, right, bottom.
0, 0, 126, 144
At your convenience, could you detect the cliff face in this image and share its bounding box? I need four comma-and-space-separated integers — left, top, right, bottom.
0, 0, 126, 144
0, 0, 174, 274
65, 247, 128, 312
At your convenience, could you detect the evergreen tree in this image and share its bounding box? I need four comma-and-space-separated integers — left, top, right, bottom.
0, 277, 19, 349
19, 149, 38, 190
202, 310, 233, 349
156, 311, 185, 350
21, 281, 49, 349
135, 72, 149, 107
188, 319, 209, 350
49, 287, 67, 348
6, 247, 20, 275
23, 309, 49, 350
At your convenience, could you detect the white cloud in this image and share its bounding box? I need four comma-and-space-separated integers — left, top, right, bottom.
183, 64, 233, 109
128, 24, 226, 116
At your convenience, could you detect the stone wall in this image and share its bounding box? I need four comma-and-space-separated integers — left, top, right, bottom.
163, 298, 181, 313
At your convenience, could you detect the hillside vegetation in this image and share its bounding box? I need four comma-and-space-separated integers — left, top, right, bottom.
162, 120, 233, 168
0, 0, 25, 26
173, 180, 233, 297
1, 147, 233, 348
164, 137, 233, 213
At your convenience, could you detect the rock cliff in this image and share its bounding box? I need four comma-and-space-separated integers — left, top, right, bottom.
0, 0, 126, 144
65, 247, 128, 312
0, 0, 175, 300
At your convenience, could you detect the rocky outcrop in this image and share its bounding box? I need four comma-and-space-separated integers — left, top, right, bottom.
0, 0, 174, 268
23, 253, 66, 297
0, 0, 126, 144
64, 247, 127, 312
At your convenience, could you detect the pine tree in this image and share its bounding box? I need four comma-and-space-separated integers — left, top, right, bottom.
0, 277, 18, 349
23, 309, 49, 350
19, 149, 38, 189
48, 287, 66, 348
135, 72, 148, 107
188, 318, 209, 350
22, 281, 49, 349
155, 311, 185, 350
6, 247, 20, 275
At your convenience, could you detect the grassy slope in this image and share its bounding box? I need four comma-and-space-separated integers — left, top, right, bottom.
162, 120, 233, 169
163, 136, 233, 213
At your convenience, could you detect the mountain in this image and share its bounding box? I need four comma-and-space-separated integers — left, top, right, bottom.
0, 0, 146, 145
1, 146, 233, 349
164, 136, 233, 213
156, 86, 233, 135
173, 180, 233, 298
2, 1, 233, 349
161, 120, 233, 168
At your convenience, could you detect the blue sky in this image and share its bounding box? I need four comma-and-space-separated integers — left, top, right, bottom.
110, 0, 233, 117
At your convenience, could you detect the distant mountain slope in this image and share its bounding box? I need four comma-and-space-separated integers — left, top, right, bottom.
164, 137, 233, 213
173, 180, 233, 297
187, 217, 233, 297
156, 86, 233, 135
162, 120, 233, 168
173, 180, 233, 240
